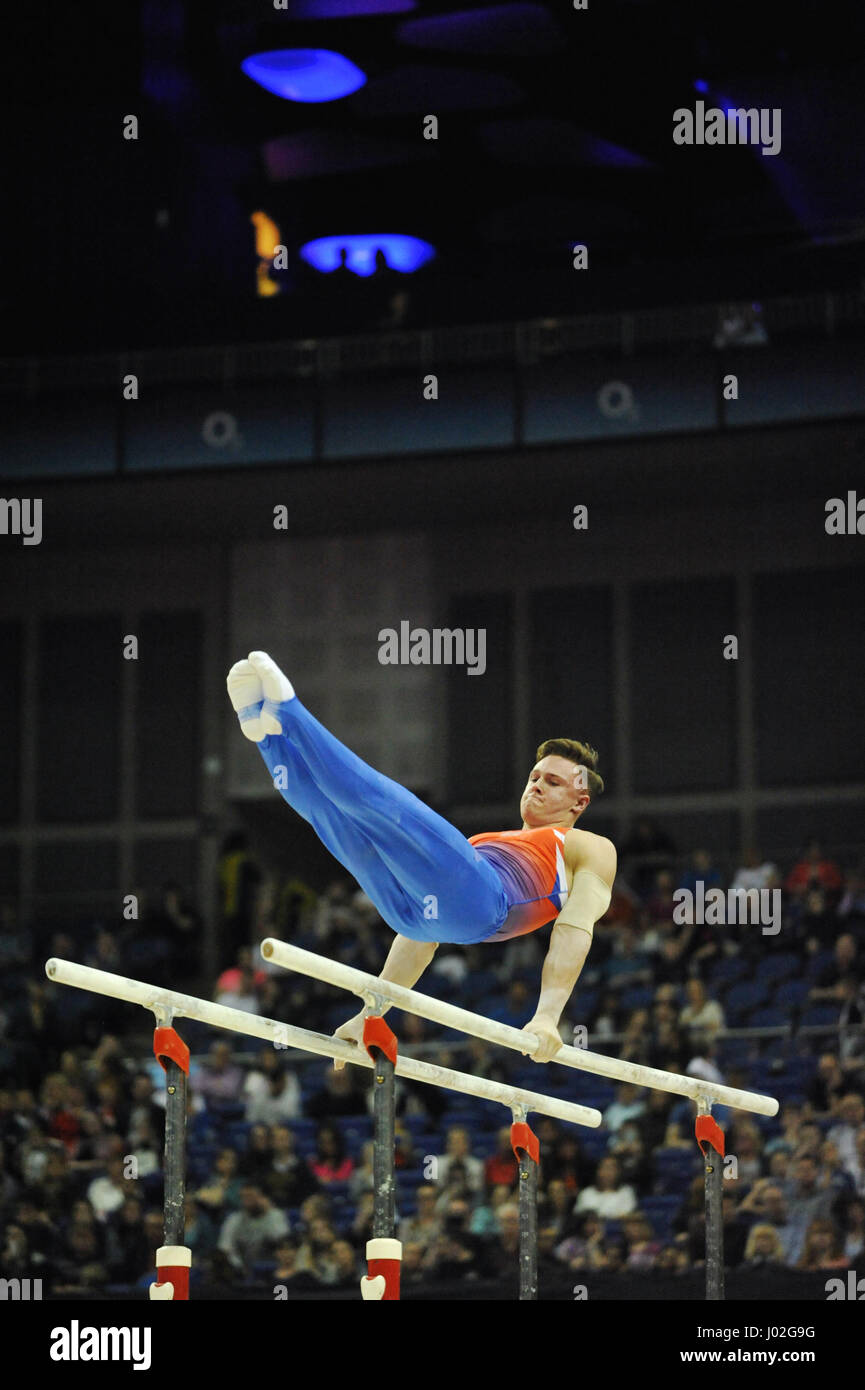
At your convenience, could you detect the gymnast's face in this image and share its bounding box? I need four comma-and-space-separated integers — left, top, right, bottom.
521, 756, 589, 829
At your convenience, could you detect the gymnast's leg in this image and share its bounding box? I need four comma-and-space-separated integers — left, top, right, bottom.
227, 654, 506, 944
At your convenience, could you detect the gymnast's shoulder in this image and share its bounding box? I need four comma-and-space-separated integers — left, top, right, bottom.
563, 827, 617, 886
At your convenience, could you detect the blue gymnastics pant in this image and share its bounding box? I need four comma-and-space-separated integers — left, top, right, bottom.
254, 696, 508, 945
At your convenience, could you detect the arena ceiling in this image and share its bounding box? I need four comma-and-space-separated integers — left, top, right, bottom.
4, 0, 865, 354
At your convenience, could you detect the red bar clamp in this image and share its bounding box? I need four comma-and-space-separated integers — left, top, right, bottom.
695, 1113, 725, 1158
153, 1027, 190, 1076
510, 1121, 540, 1165
362, 1015, 398, 1065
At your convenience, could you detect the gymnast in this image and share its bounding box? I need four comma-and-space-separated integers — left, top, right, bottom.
227, 652, 616, 1067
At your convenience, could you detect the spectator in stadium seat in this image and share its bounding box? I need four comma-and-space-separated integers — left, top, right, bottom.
86, 1154, 134, 1221
809, 935, 860, 1005
329, 1239, 361, 1289
837, 867, 865, 926
483, 1126, 520, 1189
295, 1217, 341, 1283
196, 1148, 243, 1214
727, 1119, 765, 1185
651, 918, 696, 986
349, 1139, 375, 1199
271, 1238, 321, 1291
608, 1120, 651, 1193
655, 1239, 691, 1274
398, 1185, 443, 1251
25, 1141, 77, 1220
783, 1156, 836, 1263
575, 1155, 636, 1219
475, 1184, 514, 1239
739, 1222, 786, 1270
622, 1211, 661, 1270
818, 1138, 856, 1195
808, 1053, 849, 1116
764, 1100, 805, 1158
827, 1093, 865, 1174
679, 979, 725, 1042
263, 1125, 320, 1208
422, 1198, 480, 1280
217, 1184, 289, 1275
243, 1047, 296, 1110
605, 924, 653, 992
432, 1127, 484, 1194
730, 848, 779, 895
639, 1088, 675, 1152
768, 1150, 791, 1184
245, 1068, 302, 1126
105, 1194, 150, 1284
796, 1216, 849, 1270
619, 1010, 653, 1065
540, 1178, 580, 1240
837, 1196, 865, 1260
647, 869, 679, 923
237, 1123, 273, 1183
182, 1193, 217, 1262
195, 1040, 245, 1106
52, 1221, 110, 1293
554, 1211, 612, 1271
785, 841, 842, 901
308, 1123, 354, 1184
305, 1064, 367, 1118
478, 1201, 521, 1278
400, 1240, 426, 1285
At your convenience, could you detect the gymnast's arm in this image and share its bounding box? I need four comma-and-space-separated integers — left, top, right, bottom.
524, 839, 616, 1063
332, 935, 438, 1065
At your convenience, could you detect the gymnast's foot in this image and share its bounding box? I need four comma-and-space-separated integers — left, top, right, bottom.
248, 650, 295, 735
227, 659, 268, 742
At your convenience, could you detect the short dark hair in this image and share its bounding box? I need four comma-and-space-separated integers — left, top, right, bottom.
535, 738, 604, 801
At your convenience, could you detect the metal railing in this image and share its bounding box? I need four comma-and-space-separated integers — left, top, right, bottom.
1, 288, 861, 398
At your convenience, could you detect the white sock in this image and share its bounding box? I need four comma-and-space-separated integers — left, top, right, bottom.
248, 651, 295, 735
226, 660, 267, 742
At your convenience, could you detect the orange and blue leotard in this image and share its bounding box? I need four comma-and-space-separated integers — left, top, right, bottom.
469, 824, 571, 941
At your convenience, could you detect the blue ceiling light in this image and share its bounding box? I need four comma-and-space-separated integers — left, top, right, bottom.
300, 234, 435, 276
241, 50, 366, 102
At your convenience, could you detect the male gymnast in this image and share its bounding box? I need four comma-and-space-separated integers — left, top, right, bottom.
227, 651, 616, 1067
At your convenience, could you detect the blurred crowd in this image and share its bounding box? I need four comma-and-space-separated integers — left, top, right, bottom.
0, 824, 863, 1295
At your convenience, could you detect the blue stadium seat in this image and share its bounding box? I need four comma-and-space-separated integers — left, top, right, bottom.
709, 957, 750, 987
800, 1006, 841, 1028
723, 980, 769, 1018
577, 1130, 610, 1161
572, 989, 598, 1021
207, 1101, 245, 1123
462, 970, 499, 1002
651, 1148, 701, 1193
716, 1038, 753, 1068
786, 1056, 817, 1081
640, 1195, 683, 1239
754, 953, 801, 984
773, 979, 811, 1008
805, 950, 835, 980
619, 986, 655, 1012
